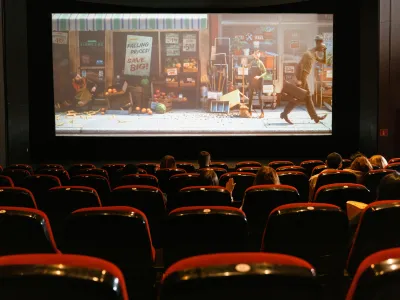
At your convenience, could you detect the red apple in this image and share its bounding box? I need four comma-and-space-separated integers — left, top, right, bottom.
155, 89, 160, 94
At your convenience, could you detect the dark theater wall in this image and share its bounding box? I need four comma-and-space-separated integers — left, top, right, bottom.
0, 0, 6, 166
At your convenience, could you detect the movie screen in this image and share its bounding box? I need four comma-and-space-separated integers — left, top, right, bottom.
52, 13, 333, 136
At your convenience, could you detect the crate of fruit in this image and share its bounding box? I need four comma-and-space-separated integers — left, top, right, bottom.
157, 98, 172, 112
183, 58, 198, 72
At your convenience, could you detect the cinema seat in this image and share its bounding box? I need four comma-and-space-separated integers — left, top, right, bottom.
137, 162, 158, 175
277, 165, 307, 173
235, 161, 262, 170
300, 160, 325, 177
236, 167, 260, 174
177, 186, 232, 209
242, 185, 300, 250
346, 248, 400, 300
62, 206, 155, 299
21, 175, 61, 204
198, 167, 227, 178
68, 163, 96, 175
313, 170, 357, 199
118, 174, 159, 188
341, 159, 352, 169
0, 165, 2, 172
1, 169, 31, 187
7, 164, 33, 174
102, 163, 126, 186
388, 158, 400, 164
268, 160, 294, 169
176, 162, 196, 173
385, 162, 400, 172
155, 168, 186, 194
0, 254, 129, 300
312, 165, 328, 176
138, 168, 147, 174
71, 168, 109, 180
0, 175, 14, 187
163, 206, 248, 268
219, 172, 256, 205
209, 162, 229, 171
40, 186, 101, 245
314, 183, 371, 210
69, 175, 111, 204
262, 203, 348, 278
0, 187, 37, 208
364, 169, 396, 201
347, 200, 400, 276
36, 164, 64, 172
0, 207, 59, 255
278, 171, 309, 202
111, 186, 166, 248
160, 253, 320, 300
36, 168, 70, 185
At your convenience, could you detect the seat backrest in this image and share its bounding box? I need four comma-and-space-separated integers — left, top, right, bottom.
69, 175, 111, 203
36, 164, 64, 172
0, 207, 59, 255
311, 165, 328, 176
72, 168, 109, 180
36, 169, 70, 185
300, 160, 325, 177
117, 174, 159, 188
236, 167, 260, 174
160, 253, 320, 300
21, 175, 61, 204
277, 165, 306, 173
62, 206, 154, 268
0, 175, 14, 187
347, 200, 400, 276
7, 164, 34, 174
163, 206, 249, 268
268, 161, 294, 169
0, 187, 37, 208
235, 161, 262, 170
219, 172, 256, 203
155, 168, 186, 193
176, 162, 196, 173
137, 163, 158, 175
0, 254, 129, 300
364, 169, 396, 201
1, 169, 31, 187
102, 164, 126, 186
314, 183, 371, 210
198, 167, 227, 178
341, 159, 352, 169
177, 186, 232, 208
346, 248, 400, 300
209, 162, 229, 171
277, 171, 309, 202
386, 163, 400, 172
111, 186, 166, 248
262, 203, 348, 276
169, 173, 201, 193
314, 170, 357, 196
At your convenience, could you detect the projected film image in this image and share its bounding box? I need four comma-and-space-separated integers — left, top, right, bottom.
52, 13, 333, 136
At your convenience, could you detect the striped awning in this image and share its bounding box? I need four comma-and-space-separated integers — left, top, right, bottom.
52, 14, 208, 31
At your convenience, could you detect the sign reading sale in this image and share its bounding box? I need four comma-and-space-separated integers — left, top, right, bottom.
124, 35, 153, 76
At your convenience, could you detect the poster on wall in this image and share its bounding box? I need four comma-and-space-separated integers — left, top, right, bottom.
165, 33, 179, 44
182, 33, 196, 52
124, 35, 153, 76
52, 32, 68, 44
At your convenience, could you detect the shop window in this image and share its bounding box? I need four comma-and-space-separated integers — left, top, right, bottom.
79, 31, 106, 67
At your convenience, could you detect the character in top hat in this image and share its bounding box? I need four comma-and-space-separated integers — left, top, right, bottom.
247, 49, 267, 118
280, 35, 328, 124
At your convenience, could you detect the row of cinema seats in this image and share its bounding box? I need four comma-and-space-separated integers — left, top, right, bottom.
0, 214, 400, 299
2, 198, 400, 298
0, 250, 392, 299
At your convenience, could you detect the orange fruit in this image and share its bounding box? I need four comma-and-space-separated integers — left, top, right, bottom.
108, 89, 112, 93
136, 107, 140, 111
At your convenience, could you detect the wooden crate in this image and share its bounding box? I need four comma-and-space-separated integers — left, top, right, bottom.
158, 98, 173, 112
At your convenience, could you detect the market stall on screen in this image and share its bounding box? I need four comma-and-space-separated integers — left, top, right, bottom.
52, 13, 333, 136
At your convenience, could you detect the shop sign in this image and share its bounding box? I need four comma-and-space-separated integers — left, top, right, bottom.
166, 44, 180, 56
165, 33, 179, 44
183, 33, 197, 52
52, 32, 68, 45
254, 35, 264, 41
124, 35, 153, 76
167, 68, 178, 76
290, 40, 300, 49
234, 35, 245, 40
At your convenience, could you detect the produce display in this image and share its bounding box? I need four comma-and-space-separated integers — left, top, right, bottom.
183, 58, 198, 72
105, 88, 118, 96
153, 89, 187, 102
165, 58, 182, 70
155, 103, 167, 114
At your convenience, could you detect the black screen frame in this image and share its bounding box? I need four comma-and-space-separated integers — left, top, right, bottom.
27, 1, 360, 162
